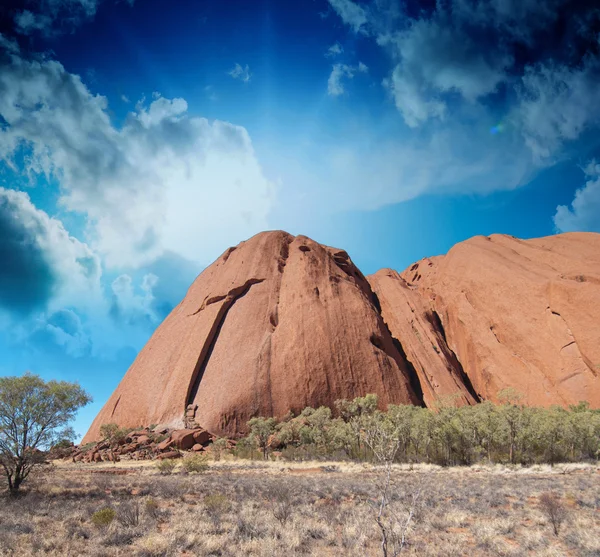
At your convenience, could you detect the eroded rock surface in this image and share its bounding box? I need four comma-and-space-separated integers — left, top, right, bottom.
369, 233, 600, 408
84, 231, 600, 443
83, 231, 419, 442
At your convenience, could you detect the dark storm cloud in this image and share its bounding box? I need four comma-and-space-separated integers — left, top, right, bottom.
0, 188, 101, 316
0, 190, 57, 314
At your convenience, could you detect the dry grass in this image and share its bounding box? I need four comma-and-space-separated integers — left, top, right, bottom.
0, 460, 599, 556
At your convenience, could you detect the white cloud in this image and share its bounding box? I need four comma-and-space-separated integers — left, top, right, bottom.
327, 0, 600, 177
0, 47, 274, 269
516, 58, 600, 161
228, 63, 252, 83
110, 273, 160, 326
327, 62, 368, 96
327, 0, 368, 34
554, 161, 600, 233
325, 42, 344, 58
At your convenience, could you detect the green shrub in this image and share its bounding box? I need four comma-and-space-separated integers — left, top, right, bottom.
155, 458, 177, 475
182, 454, 209, 474
91, 507, 116, 528
204, 493, 231, 528
144, 497, 160, 519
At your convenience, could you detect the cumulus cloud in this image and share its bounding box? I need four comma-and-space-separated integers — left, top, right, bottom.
228, 63, 252, 83
29, 309, 91, 358
516, 58, 600, 161
0, 188, 101, 316
554, 161, 600, 233
325, 42, 344, 58
327, 62, 368, 96
327, 0, 368, 33
0, 45, 274, 269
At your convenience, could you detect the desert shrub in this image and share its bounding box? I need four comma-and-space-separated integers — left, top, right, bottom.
268, 483, 293, 525
100, 423, 129, 445
144, 497, 160, 520
539, 492, 568, 536
117, 500, 140, 527
210, 437, 229, 461
101, 529, 140, 547
204, 493, 231, 529
248, 416, 278, 459
155, 459, 177, 475
182, 454, 209, 474
232, 436, 261, 460
91, 506, 116, 528
240, 394, 600, 467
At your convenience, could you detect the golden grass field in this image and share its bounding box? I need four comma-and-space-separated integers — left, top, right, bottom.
1, 458, 599, 556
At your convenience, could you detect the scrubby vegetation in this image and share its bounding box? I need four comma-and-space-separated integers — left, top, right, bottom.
238, 392, 600, 466
1, 460, 599, 556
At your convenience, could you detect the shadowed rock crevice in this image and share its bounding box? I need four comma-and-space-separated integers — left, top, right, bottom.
366, 287, 426, 407
111, 396, 121, 418
425, 310, 481, 403
185, 278, 265, 407
390, 335, 426, 407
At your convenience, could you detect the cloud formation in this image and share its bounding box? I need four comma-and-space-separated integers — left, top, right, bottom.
329, 0, 600, 162
110, 273, 160, 328
327, 62, 368, 96
11, 0, 134, 36
327, 0, 368, 33
554, 161, 600, 233
0, 45, 274, 269
228, 63, 252, 83
325, 42, 344, 58
0, 187, 101, 315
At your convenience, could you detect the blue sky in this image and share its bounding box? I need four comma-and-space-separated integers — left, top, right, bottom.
0, 0, 599, 437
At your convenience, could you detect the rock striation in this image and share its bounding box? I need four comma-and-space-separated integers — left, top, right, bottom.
83, 231, 420, 443
84, 231, 600, 443
369, 232, 600, 408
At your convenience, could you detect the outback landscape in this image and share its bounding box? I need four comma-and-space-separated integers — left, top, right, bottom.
2, 230, 600, 556
2, 0, 600, 555
2, 459, 600, 556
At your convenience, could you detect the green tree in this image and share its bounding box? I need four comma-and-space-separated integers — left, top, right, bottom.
99, 423, 128, 446
0, 373, 91, 494
247, 417, 278, 460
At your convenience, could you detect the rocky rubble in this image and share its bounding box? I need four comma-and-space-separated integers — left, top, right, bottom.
63, 426, 234, 463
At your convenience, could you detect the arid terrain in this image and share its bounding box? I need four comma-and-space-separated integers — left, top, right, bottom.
1, 459, 599, 556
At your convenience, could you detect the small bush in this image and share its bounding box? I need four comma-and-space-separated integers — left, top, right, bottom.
144, 497, 160, 520
118, 501, 140, 527
91, 507, 116, 528
182, 454, 209, 474
155, 459, 177, 475
539, 492, 568, 536
204, 493, 231, 529
268, 484, 293, 526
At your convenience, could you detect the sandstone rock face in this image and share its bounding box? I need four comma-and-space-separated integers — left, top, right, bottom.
369, 233, 600, 408
368, 269, 479, 408
84, 231, 600, 443
83, 231, 420, 443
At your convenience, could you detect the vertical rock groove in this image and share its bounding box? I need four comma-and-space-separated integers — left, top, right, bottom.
185, 278, 265, 407
425, 310, 481, 402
